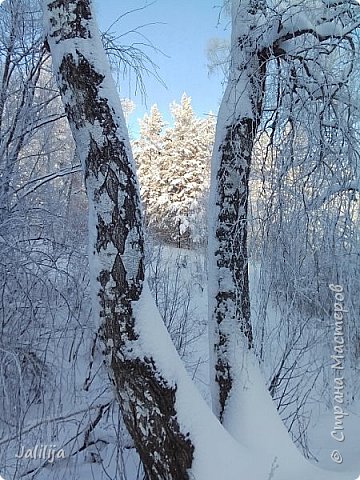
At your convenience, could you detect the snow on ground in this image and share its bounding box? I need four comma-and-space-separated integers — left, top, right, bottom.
1, 244, 359, 480
165, 246, 360, 478
307, 404, 360, 473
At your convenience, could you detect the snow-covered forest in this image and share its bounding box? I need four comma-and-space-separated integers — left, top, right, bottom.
0, 0, 359, 479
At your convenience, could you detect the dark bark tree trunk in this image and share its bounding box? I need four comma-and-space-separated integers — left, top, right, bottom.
208, 0, 357, 427
41, 1, 194, 478
208, 0, 267, 422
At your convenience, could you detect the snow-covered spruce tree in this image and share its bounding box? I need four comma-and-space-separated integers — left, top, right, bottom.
162, 94, 214, 246
208, 0, 360, 428
134, 94, 215, 247
133, 103, 164, 225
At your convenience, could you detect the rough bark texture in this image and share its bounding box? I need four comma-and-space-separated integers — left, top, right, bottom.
42, 1, 194, 478
209, 0, 355, 424
209, 1, 267, 421
212, 121, 254, 420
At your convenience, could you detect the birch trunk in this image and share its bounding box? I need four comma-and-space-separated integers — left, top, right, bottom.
208, 0, 267, 422
41, 1, 195, 478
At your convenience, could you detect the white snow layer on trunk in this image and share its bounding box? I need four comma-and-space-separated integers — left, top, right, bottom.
135, 284, 358, 480
42, 0, 141, 326
207, 37, 252, 424
207, 1, 359, 479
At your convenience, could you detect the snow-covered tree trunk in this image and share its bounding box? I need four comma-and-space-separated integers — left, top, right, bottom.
41, 1, 195, 478
208, 0, 267, 421
208, 0, 359, 428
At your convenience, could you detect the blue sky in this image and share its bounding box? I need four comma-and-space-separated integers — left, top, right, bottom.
94, 0, 228, 135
